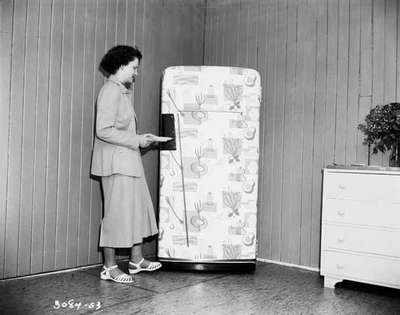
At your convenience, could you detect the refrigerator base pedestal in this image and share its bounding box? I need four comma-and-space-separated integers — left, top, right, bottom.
158, 259, 256, 273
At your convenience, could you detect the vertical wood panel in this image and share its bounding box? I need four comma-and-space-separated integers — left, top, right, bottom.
220, 5, 226, 64
140, 0, 159, 257
134, 0, 144, 119
182, 1, 192, 65
357, 0, 373, 165
196, 1, 206, 64
334, 0, 349, 164
116, 0, 126, 43
281, 0, 297, 263
43, 0, 63, 272
299, 0, 316, 267
31, 0, 52, 274
89, 0, 107, 265
4, 0, 27, 278
66, 0, 85, 268
0, 0, 13, 278
325, 0, 338, 165
238, 1, 247, 66
269, 0, 282, 261
55, 0, 74, 270
264, 0, 278, 260
18, 0, 39, 276
106, 0, 117, 48
126, 0, 135, 46
310, 0, 328, 267
247, 0, 258, 68
204, 2, 212, 63
225, 2, 235, 66
345, 0, 361, 165
383, 0, 397, 165
256, 0, 270, 259
371, 0, 385, 165
384, 0, 397, 103
78, 0, 96, 267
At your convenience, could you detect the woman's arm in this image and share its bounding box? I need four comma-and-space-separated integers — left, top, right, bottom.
96, 83, 142, 150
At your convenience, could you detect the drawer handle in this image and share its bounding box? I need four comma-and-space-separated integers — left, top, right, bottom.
337, 210, 345, 217
338, 184, 346, 190
336, 264, 344, 270
337, 237, 344, 243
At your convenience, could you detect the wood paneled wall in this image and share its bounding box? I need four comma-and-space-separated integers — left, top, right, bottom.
3, 0, 399, 278
0, 0, 205, 279
205, 0, 400, 268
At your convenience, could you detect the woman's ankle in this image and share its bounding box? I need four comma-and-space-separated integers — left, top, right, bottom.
104, 261, 117, 268
130, 256, 143, 263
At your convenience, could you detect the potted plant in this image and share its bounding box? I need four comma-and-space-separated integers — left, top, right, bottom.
358, 102, 400, 167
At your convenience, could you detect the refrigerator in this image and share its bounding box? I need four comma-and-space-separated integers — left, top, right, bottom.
157, 66, 261, 271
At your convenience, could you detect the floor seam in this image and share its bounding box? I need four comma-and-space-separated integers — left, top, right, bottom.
83, 270, 159, 293
155, 274, 229, 295
80, 274, 230, 314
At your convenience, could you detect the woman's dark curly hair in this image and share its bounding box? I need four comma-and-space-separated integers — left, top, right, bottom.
99, 45, 142, 76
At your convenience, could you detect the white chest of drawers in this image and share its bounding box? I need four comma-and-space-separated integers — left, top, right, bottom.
320, 167, 400, 289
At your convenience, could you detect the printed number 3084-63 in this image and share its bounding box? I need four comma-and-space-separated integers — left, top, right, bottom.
53, 299, 101, 310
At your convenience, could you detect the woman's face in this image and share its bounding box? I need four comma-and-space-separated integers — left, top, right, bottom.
118, 57, 139, 84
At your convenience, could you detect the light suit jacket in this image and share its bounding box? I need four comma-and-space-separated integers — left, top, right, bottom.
91, 76, 143, 177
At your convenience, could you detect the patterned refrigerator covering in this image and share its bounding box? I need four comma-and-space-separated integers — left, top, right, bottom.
158, 66, 261, 262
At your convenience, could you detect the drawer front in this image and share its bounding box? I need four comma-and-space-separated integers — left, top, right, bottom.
324, 172, 400, 201
322, 199, 400, 229
321, 251, 400, 286
323, 224, 400, 257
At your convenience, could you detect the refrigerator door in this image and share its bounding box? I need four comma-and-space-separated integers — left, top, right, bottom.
158, 66, 261, 271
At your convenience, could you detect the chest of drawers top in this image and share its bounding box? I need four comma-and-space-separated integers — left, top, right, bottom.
323, 166, 400, 201
322, 167, 400, 229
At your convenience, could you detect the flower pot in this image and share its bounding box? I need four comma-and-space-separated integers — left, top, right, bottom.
389, 142, 400, 167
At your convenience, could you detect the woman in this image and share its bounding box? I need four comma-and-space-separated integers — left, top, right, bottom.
91, 45, 161, 283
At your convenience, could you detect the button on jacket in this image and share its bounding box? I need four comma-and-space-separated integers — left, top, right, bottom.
91, 76, 144, 177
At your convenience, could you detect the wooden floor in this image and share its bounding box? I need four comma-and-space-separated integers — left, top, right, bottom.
1, 261, 399, 314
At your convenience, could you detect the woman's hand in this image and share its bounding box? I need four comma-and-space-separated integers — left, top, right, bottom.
139, 134, 155, 148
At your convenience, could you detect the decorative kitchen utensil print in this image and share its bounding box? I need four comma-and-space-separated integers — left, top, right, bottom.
224, 83, 243, 110
189, 201, 208, 232
190, 147, 208, 178
223, 137, 243, 163
173, 74, 199, 85
203, 192, 217, 212
203, 138, 218, 159
165, 196, 184, 226
222, 189, 242, 217
222, 242, 242, 259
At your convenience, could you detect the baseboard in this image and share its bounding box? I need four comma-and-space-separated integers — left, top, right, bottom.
0, 263, 104, 282
0, 255, 159, 282
256, 257, 320, 272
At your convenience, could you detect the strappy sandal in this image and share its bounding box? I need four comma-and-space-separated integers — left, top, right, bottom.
128, 258, 162, 274
100, 265, 134, 283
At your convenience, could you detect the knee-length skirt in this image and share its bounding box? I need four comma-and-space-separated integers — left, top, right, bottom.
99, 174, 158, 248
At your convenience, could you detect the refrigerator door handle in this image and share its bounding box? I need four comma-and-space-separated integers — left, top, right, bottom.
159, 113, 176, 151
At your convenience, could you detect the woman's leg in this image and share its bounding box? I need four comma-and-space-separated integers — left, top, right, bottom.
130, 243, 153, 267
104, 247, 117, 267
130, 243, 143, 262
